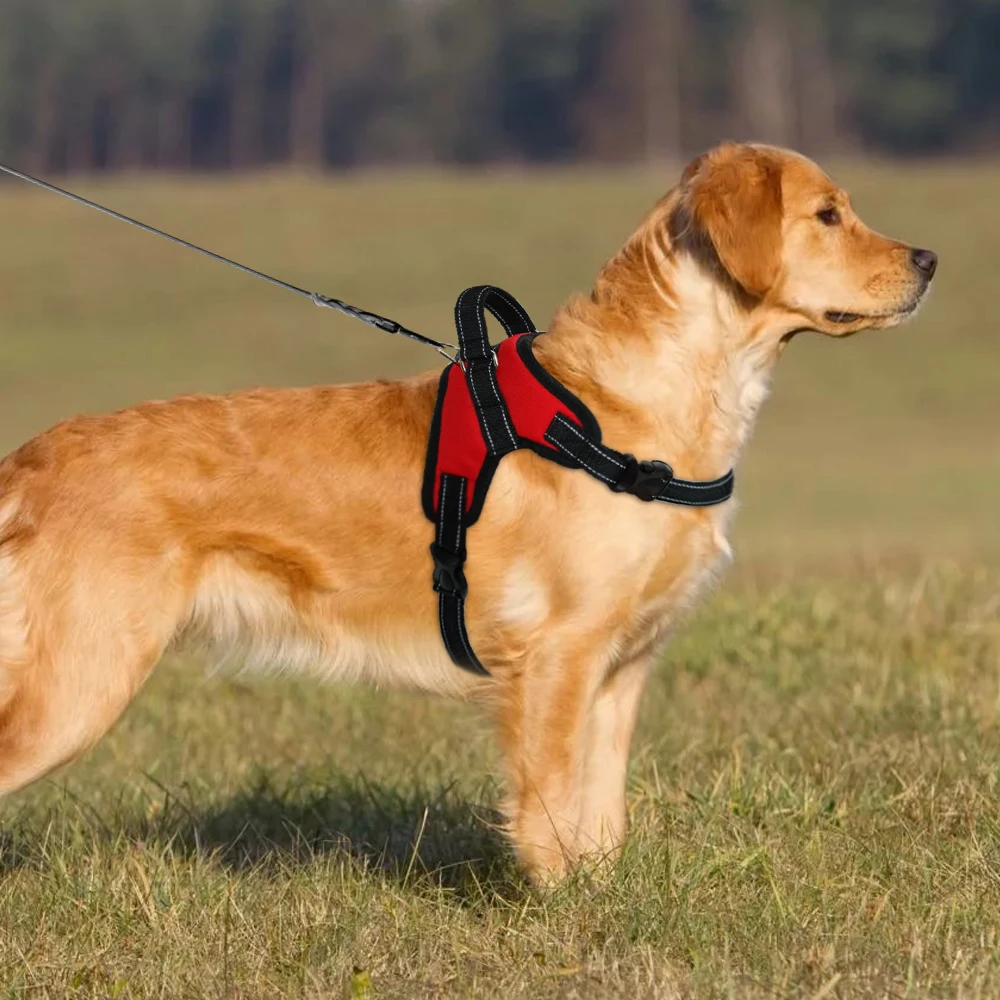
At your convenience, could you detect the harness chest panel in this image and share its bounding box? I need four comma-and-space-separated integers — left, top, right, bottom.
422, 332, 599, 526
422, 285, 736, 676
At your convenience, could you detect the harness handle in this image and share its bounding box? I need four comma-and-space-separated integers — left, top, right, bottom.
454, 285, 536, 364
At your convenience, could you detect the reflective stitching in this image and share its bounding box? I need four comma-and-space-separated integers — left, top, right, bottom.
471, 287, 516, 450
436, 476, 482, 669
486, 361, 517, 448
437, 477, 459, 662
456, 595, 479, 666
466, 368, 497, 452
437, 475, 449, 545
451, 479, 479, 667
456, 286, 490, 361
473, 285, 490, 359
669, 471, 735, 490
439, 595, 454, 659
456, 287, 518, 454
654, 495, 732, 507
551, 414, 627, 470
454, 479, 465, 551
490, 288, 533, 333
544, 429, 617, 485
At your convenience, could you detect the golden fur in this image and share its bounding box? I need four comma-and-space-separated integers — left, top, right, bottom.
0, 143, 935, 881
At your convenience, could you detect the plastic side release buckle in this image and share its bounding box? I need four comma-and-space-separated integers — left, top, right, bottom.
612, 455, 674, 502
429, 543, 469, 598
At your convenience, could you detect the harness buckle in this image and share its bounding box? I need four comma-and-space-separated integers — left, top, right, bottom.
430, 543, 469, 598
612, 455, 674, 502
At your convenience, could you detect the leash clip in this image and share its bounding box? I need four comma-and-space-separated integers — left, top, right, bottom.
457, 347, 499, 373
612, 456, 674, 502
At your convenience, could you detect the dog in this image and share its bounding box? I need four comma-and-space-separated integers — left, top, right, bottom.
0, 143, 935, 882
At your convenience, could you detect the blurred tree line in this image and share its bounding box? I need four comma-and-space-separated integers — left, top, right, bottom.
1, 0, 998, 172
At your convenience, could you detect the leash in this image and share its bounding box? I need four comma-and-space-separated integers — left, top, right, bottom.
0, 161, 460, 363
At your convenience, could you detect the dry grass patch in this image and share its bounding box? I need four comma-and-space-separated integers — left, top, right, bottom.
3, 567, 1000, 997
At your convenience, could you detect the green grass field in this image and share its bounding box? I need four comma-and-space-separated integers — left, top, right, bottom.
1, 164, 999, 998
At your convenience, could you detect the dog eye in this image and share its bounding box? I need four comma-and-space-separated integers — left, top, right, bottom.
816, 206, 841, 226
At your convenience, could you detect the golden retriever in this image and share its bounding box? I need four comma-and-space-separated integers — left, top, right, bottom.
0, 143, 936, 882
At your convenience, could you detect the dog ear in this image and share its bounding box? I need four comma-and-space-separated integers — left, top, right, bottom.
675, 145, 783, 298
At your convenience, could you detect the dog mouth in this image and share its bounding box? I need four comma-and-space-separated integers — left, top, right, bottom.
784, 288, 930, 343
823, 297, 924, 326
824, 310, 865, 324
824, 281, 931, 326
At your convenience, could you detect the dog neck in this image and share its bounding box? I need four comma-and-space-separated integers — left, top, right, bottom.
535, 242, 784, 482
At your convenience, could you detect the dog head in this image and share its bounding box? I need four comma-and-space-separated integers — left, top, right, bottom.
666, 142, 936, 337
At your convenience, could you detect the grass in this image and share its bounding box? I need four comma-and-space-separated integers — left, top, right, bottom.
4, 568, 1000, 998
1, 163, 999, 997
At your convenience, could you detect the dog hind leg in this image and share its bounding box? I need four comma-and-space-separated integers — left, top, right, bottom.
0, 540, 188, 798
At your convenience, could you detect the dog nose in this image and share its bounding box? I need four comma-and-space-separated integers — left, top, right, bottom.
910, 248, 938, 279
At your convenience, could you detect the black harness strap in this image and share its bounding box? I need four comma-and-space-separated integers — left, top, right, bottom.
454, 285, 534, 457
430, 473, 488, 675
544, 412, 736, 506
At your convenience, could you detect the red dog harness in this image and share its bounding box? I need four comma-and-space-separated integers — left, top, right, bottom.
422, 286, 735, 675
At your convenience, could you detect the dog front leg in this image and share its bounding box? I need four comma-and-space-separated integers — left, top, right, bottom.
495, 637, 609, 884
576, 651, 652, 864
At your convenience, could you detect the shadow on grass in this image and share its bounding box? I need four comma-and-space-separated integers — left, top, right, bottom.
1, 774, 521, 900
170, 775, 519, 895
